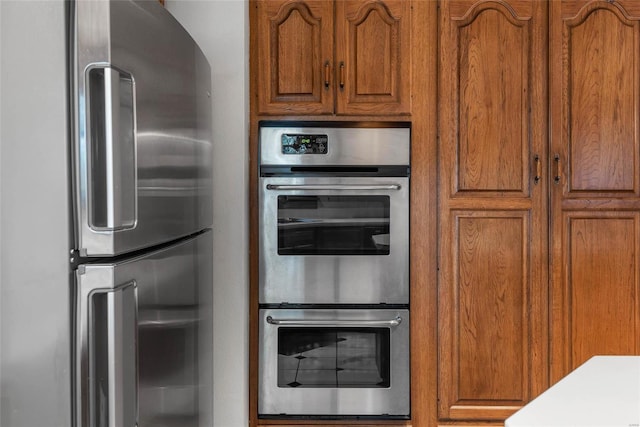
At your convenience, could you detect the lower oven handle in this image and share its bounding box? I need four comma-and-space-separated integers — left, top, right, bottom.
266, 184, 401, 191
266, 315, 402, 327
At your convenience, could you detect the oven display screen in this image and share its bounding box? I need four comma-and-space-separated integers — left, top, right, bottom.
282, 134, 328, 154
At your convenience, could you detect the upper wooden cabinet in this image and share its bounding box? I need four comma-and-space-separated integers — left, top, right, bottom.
255, 0, 411, 115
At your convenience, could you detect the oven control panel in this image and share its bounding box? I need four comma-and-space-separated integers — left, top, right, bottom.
282, 134, 328, 155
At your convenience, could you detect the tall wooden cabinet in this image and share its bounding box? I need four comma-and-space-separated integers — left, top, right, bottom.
255, 0, 411, 115
549, 0, 640, 383
438, 0, 549, 422
438, 0, 640, 425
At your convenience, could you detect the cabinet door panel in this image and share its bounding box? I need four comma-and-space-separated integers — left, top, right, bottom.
458, 8, 527, 193
567, 8, 639, 194
568, 216, 638, 365
456, 214, 527, 401
256, 0, 334, 115
551, 0, 640, 383
438, 0, 548, 422
335, 0, 411, 115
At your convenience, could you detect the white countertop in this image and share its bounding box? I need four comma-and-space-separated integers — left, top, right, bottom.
505, 356, 640, 427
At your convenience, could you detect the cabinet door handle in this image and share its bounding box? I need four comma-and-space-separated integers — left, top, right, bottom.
324, 61, 330, 89
554, 154, 561, 185
339, 61, 345, 90
534, 154, 541, 185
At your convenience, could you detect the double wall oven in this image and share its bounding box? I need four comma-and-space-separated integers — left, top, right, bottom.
258, 122, 411, 419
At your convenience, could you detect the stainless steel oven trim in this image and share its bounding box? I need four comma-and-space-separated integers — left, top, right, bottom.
266, 184, 402, 191
258, 308, 410, 417
259, 125, 410, 167
266, 315, 403, 327
259, 176, 409, 305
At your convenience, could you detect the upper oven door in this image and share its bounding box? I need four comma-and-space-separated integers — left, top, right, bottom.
259, 176, 409, 305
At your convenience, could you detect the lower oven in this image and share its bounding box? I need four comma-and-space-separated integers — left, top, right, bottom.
258, 308, 410, 419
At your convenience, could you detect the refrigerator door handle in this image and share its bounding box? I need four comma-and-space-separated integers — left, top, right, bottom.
86, 65, 137, 232
76, 273, 139, 427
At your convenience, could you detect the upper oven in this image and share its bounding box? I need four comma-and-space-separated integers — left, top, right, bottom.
259, 122, 410, 305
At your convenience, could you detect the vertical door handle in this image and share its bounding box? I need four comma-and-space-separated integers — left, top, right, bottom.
324, 61, 331, 89
339, 61, 345, 90
534, 154, 541, 184
554, 154, 562, 184
76, 271, 138, 427
86, 66, 137, 231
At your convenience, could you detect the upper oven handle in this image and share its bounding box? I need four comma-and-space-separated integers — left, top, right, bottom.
266, 316, 403, 327
266, 184, 401, 191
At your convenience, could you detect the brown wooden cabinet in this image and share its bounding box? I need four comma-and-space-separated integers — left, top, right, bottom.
255, 0, 411, 115
549, 0, 640, 383
437, 0, 549, 422
438, 0, 640, 425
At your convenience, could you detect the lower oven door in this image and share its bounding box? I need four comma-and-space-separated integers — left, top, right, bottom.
258, 308, 410, 418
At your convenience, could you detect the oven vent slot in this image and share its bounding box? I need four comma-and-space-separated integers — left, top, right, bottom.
260, 165, 410, 177
291, 166, 378, 173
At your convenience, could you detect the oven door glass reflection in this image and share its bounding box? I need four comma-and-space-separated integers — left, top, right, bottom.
277, 195, 390, 255
277, 327, 390, 388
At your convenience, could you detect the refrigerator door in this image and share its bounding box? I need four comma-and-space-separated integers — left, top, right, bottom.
73, 0, 213, 256
75, 230, 213, 427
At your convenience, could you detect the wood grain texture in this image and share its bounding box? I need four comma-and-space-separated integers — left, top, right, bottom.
457, 216, 526, 401
335, 0, 411, 114
550, 0, 640, 384
409, 2, 438, 427
458, 8, 527, 192
438, 0, 548, 422
276, 9, 316, 94
567, 8, 638, 192
569, 216, 638, 366
552, 213, 640, 381
256, 0, 334, 114
255, 0, 410, 116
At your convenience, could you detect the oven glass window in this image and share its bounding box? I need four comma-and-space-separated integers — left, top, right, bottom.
277, 195, 390, 255
277, 327, 390, 388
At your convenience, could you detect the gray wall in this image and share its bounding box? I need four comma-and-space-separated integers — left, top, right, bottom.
164, 2, 249, 427
1, 2, 73, 426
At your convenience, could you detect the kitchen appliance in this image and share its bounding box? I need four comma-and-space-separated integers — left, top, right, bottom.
257, 122, 411, 419
259, 308, 410, 418
1, 2, 213, 427
259, 122, 411, 305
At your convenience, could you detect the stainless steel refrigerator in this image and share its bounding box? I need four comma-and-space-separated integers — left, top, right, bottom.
0, 1, 213, 427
